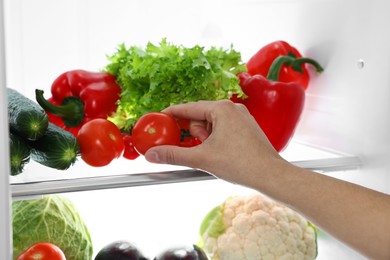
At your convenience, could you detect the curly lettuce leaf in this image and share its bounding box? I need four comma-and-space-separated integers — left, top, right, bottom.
105, 38, 247, 129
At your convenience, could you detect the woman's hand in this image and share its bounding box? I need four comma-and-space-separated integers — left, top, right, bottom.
144, 100, 287, 187
146, 100, 390, 260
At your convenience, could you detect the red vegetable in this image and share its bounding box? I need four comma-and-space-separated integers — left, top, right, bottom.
17, 242, 66, 260
77, 118, 124, 167
122, 134, 140, 160
231, 54, 307, 152
35, 70, 121, 136
44, 97, 90, 136
177, 119, 202, 147
132, 112, 181, 155
246, 41, 323, 89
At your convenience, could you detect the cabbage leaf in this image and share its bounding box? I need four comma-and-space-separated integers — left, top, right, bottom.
12, 195, 93, 260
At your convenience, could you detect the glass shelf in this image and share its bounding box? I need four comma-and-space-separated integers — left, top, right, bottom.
10, 141, 362, 200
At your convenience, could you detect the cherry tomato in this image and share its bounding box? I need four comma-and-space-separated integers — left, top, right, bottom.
132, 112, 181, 155
122, 134, 140, 160
77, 118, 124, 167
180, 135, 202, 147
17, 242, 66, 260
176, 119, 202, 147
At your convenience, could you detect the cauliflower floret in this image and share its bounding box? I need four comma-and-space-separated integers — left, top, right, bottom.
199, 193, 317, 260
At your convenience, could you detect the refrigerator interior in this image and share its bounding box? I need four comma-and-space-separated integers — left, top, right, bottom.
2, 0, 390, 259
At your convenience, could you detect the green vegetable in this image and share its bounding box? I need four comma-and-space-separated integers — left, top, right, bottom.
105, 38, 247, 129
29, 122, 80, 170
9, 131, 31, 176
199, 193, 318, 259
12, 195, 93, 260
7, 88, 49, 140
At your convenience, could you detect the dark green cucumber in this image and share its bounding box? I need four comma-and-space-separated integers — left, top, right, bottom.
29, 122, 80, 170
9, 131, 31, 176
8, 88, 49, 141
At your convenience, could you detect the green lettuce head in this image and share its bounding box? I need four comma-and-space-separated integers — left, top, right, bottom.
12, 195, 93, 260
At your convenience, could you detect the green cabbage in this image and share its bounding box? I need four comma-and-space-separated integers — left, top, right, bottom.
12, 195, 93, 260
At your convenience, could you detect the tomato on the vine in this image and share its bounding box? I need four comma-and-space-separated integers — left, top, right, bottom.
132, 112, 181, 155
180, 135, 202, 147
17, 242, 66, 260
77, 118, 124, 167
122, 134, 140, 160
176, 118, 202, 147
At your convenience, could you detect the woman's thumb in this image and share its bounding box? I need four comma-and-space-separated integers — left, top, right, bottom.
144, 145, 196, 167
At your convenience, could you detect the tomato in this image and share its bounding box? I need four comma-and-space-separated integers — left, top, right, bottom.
176, 119, 202, 147
122, 134, 140, 160
77, 118, 124, 167
180, 135, 202, 147
132, 112, 181, 155
17, 242, 66, 260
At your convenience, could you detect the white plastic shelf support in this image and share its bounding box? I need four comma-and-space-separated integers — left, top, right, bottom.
0, 0, 12, 258
11, 154, 362, 200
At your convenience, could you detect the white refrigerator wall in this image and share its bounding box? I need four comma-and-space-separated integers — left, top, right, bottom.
3, 0, 390, 258
5, 0, 390, 187
295, 0, 390, 193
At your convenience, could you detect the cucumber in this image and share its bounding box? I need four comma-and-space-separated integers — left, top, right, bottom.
9, 131, 31, 176
8, 88, 49, 141
29, 122, 80, 170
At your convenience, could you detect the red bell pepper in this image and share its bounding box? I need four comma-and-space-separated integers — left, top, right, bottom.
43, 97, 84, 136
231, 55, 309, 152
246, 41, 323, 89
36, 70, 121, 136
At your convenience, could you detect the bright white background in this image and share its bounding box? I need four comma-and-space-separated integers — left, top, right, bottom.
5, 0, 390, 259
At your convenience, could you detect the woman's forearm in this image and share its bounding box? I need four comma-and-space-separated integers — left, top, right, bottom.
146, 100, 390, 259
252, 160, 390, 260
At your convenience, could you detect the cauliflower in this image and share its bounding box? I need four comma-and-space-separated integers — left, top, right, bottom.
199, 193, 317, 260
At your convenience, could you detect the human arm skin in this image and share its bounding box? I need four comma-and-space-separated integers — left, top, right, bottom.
145, 100, 390, 260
